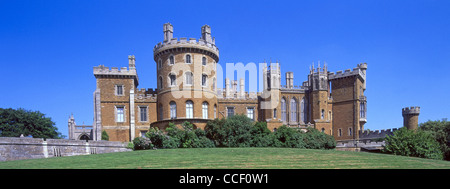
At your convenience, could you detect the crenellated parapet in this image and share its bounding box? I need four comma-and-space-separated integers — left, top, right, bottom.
153, 23, 219, 62
402, 106, 420, 115
359, 128, 397, 140
135, 88, 158, 101
93, 64, 139, 85
328, 63, 367, 81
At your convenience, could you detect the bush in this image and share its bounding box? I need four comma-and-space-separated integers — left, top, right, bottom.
384, 127, 443, 160
132, 137, 152, 150
251, 122, 275, 147
101, 130, 109, 141
419, 119, 450, 160
205, 115, 253, 147
272, 125, 305, 148
302, 127, 336, 149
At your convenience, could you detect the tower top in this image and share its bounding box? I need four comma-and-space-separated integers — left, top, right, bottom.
402, 106, 420, 115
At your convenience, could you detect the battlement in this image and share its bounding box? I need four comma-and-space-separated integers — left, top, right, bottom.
93, 65, 137, 76
402, 106, 420, 115
328, 63, 367, 81
154, 23, 219, 61
135, 88, 158, 100
359, 128, 397, 140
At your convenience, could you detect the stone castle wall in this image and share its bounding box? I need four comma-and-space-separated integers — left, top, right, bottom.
0, 137, 131, 162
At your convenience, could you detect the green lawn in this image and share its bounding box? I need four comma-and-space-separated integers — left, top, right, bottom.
1, 148, 450, 169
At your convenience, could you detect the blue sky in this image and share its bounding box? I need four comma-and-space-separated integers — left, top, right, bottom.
1, 0, 449, 138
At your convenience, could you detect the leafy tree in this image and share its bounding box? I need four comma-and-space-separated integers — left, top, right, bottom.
419, 119, 450, 160
302, 127, 336, 149
101, 130, 109, 141
272, 125, 305, 148
0, 108, 64, 139
251, 122, 275, 147
205, 115, 253, 147
384, 127, 443, 160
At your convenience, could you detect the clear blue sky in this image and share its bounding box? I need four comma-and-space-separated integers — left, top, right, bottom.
1, 0, 449, 138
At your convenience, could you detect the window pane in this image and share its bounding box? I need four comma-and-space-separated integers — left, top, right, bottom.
247, 108, 254, 120
186, 101, 193, 118
202, 102, 208, 119
140, 107, 147, 122
227, 107, 234, 117
117, 107, 124, 122
170, 102, 177, 119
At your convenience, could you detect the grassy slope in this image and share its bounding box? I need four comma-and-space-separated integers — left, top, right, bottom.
1, 148, 449, 169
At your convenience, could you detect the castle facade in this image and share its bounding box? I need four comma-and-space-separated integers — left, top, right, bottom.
72, 23, 368, 142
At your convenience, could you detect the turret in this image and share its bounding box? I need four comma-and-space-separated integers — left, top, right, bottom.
286, 72, 294, 89
163, 23, 173, 42
402, 106, 420, 130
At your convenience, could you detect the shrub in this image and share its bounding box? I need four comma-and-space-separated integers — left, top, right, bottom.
419, 119, 450, 160
132, 137, 152, 150
272, 125, 305, 148
384, 127, 443, 160
302, 127, 336, 149
205, 115, 253, 147
251, 122, 275, 147
101, 130, 109, 141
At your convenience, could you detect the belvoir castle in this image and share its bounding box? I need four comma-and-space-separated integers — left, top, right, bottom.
69, 23, 369, 142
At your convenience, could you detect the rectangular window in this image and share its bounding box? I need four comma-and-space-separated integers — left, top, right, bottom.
170, 74, 176, 86
348, 128, 352, 136
140, 106, 148, 122
116, 106, 124, 122
247, 107, 254, 120
227, 107, 235, 117
116, 85, 123, 96
202, 75, 207, 86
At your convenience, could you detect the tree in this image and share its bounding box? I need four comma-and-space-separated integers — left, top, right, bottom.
384, 127, 443, 160
0, 108, 64, 139
101, 130, 109, 141
419, 119, 450, 160
205, 115, 253, 147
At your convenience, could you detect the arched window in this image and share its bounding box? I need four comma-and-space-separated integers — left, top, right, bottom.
321, 128, 325, 133
186, 100, 193, 119
301, 97, 307, 123
170, 101, 177, 119
185, 54, 191, 64
202, 57, 207, 66
169, 55, 174, 65
321, 109, 325, 119
202, 102, 208, 119
169, 73, 176, 86
158, 76, 163, 89
214, 104, 217, 119
185, 72, 193, 86
290, 98, 297, 122
281, 98, 286, 122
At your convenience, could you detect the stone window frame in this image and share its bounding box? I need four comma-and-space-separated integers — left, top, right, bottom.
202, 56, 207, 66
226, 106, 235, 118
201, 73, 208, 87
185, 53, 192, 64
169, 54, 175, 65
246, 106, 255, 121
115, 84, 124, 96
168, 72, 177, 87
202, 101, 209, 119
138, 105, 149, 123
186, 100, 194, 119
115, 105, 126, 123
185, 71, 193, 86
158, 58, 162, 70
170, 101, 177, 119
338, 128, 342, 137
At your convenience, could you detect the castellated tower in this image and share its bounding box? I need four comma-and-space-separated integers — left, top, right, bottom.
402, 106, 420, 130
152, 23, 219, 129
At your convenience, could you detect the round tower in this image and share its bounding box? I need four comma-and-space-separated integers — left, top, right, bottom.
152, 23, 219, 129
402, 106, 420, 130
